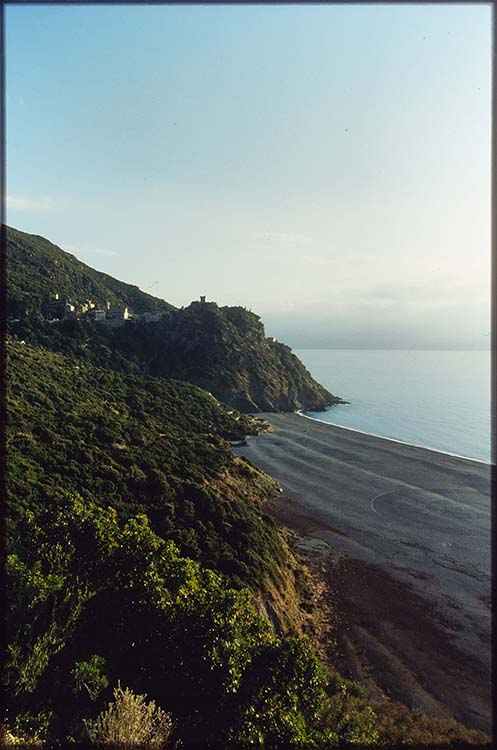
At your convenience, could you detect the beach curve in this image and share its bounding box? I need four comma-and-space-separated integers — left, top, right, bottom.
297, 409, 493, 465
233, 412, 492, 733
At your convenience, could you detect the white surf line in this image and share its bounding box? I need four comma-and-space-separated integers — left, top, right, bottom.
296, 410, 492, 466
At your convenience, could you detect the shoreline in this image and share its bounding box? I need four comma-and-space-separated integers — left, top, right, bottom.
234, 412, 491, 733
297, 409, 492, 466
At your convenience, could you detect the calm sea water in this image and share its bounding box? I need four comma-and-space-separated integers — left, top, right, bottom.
296, 350, 492, 464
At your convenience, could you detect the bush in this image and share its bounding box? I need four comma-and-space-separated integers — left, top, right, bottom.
72, 655, 109, 701
0, 710, 51, 746
84, 685, 173, 749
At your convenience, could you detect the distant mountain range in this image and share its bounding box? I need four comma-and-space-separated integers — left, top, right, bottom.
5, 225, 342, 412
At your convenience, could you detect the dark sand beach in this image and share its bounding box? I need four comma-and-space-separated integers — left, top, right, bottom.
234, 413, 492, 733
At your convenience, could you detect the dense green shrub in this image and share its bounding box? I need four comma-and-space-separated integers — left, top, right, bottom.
6, 340, 282, 590
5, 492, 381, 747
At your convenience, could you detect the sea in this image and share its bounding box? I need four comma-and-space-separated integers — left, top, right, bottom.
295, 349, 493, 465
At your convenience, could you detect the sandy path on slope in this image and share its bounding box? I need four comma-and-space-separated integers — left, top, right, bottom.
233, 413, 492, 733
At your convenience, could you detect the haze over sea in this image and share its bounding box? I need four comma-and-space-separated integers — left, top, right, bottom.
296, 349, 492, 464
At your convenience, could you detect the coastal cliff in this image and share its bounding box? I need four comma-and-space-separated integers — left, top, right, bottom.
5, 226, 341, 413
147, 301, 341, 412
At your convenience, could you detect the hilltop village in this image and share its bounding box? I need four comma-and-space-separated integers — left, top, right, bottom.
9, 291, 282, 340
7, 292, 174, 327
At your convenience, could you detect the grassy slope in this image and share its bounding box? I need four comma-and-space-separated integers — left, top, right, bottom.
5, 225, 174, 314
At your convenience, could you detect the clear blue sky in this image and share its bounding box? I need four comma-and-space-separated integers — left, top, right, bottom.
5, 3, 492, 348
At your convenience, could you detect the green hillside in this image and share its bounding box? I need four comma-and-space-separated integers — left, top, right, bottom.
11, 304, 341, 412
6, 224, 342, 412
6, 340, 285, 591
5, 225, 174, 315
4, 338, 377, 747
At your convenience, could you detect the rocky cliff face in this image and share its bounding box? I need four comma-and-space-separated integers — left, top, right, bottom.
149, 302, 342, 412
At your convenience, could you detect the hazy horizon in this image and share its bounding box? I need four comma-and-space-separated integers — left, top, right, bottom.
5, 4, 491, 350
